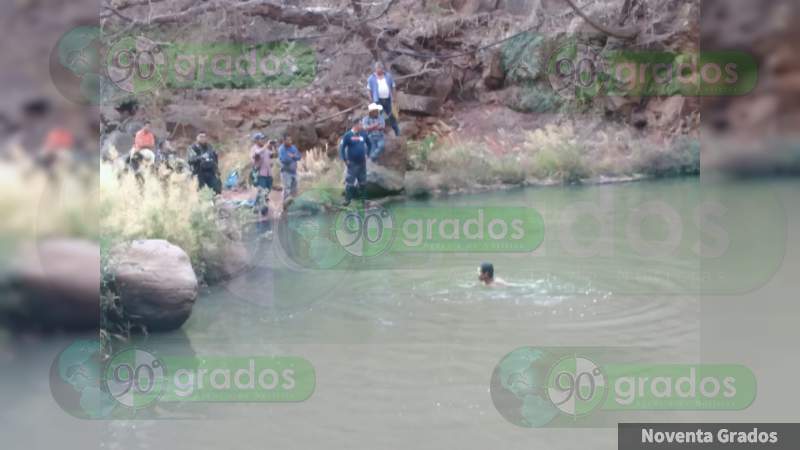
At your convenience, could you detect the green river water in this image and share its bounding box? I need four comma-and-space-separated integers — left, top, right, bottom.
3, 177, 799, 449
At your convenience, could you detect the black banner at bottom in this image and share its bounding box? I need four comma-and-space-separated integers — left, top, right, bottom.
619, 423, 800, 450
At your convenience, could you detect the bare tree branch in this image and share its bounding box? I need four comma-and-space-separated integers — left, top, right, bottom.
351, 0, 364, 18
104, 0, 402, 59
105, 0, 169, 10
115, 1, 349, 28
114, 0, 399, 29
101, 5, 135, 22
561, 0, 639, 39
368, 0, 398, 21
242, 2, 353, 28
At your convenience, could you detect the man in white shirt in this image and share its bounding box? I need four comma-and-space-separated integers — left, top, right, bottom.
367, 62, 400, 136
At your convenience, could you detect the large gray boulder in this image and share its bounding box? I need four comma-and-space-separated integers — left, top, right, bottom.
264, 122, 319, 151
380, 134, 409, 172
396, 92, 442, 116
109, 240, 198, 332
3, 239, 100, 330
365, 162, 405, 198
201, 238, 251, 284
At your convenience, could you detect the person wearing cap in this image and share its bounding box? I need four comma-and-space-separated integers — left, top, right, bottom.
278, 134, 302, 205
339, 119, 372, 206
362, 103, 386, 162
367, 62, 400, 136
250, 132, 275, 191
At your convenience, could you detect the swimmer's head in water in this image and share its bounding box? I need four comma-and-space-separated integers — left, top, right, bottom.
479, 262, 494, 284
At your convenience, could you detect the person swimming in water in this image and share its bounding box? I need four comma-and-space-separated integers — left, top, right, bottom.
478, 262, 508, 287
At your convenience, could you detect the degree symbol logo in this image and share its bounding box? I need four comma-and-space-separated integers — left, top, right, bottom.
546, 355, 607, 417
103, 348, 167, 409
547, 41, 607, 100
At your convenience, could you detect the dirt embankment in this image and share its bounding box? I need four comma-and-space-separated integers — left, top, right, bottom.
93, 0, 800, 184
97, 1, 698, 159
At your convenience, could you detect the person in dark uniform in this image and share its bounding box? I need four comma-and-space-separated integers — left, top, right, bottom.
339, 119, 372, 206
187, 132, 222, 194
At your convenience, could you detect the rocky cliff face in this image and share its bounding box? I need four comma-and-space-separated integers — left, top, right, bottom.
3, 0, 795, 174
98, 0, 703, 157
701, 0, 800, 173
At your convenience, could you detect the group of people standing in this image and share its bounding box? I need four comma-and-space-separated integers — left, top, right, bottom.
130, 122, 223, 194
125, 61, 402, 211
339, 62, 401, 205
250, 62, 401, 207
249, 133, 301, 206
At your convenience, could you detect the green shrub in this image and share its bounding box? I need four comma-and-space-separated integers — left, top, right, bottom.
300, 147, 345, 192
524, 124, 591, 183
489, 157, 527, 185
633, 137, 700, 177
429, 141, 496, 186
100, 162, 228, 282
509, 83, 563, 113
0, 149, 98, 244
501, 32, 545, 84
408, 134, 437, 170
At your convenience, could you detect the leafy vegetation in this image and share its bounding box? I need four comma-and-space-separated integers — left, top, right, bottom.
0, 148, 98, 247
99, 161, 229, 282
399, 122, 700, 193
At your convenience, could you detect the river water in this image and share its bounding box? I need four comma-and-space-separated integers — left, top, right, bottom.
2, 177, 799, 449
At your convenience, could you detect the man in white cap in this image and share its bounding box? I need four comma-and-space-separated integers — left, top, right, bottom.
362, 103, 386, 162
